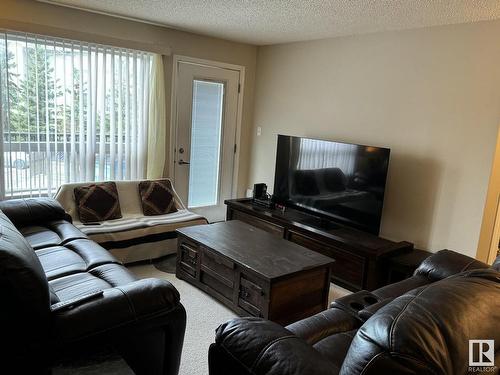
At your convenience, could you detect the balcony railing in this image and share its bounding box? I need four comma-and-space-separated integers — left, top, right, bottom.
2, 132, 127, 197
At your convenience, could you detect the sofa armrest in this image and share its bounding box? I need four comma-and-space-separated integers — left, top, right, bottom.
0, 197, 72, 227
209, 317, 336, 375
53, 278, 181, 342
415, 249, 489, 281
286, 306, 361, 344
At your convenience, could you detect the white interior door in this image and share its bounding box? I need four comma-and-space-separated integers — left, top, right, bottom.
173, 60, 240, 222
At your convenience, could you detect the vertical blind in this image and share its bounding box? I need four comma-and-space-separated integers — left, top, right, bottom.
0, 31, 153, 198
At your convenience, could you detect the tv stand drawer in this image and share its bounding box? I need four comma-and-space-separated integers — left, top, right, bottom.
230, 210, 284, 237
287, 230, 365, 289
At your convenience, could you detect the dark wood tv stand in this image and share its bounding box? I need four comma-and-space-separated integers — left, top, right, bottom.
225, 198, 413, 291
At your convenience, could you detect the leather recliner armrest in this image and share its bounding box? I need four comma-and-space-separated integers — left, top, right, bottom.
209, 317, 336, 375
0, 197, 72, 227
52, 278, 181, 342
286, 306, 361, 344
414, 249, 489, 281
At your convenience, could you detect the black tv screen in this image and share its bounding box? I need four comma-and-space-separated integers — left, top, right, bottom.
273, 135, 390, 234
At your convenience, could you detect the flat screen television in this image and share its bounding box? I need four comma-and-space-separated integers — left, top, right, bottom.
273, 135, 390, 235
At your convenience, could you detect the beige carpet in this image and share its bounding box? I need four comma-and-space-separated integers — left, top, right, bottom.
54, 263, 350, 375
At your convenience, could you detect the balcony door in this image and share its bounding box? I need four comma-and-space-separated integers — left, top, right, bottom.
172, 59, 241, 222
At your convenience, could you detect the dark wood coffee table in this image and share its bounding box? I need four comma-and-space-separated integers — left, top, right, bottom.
176, 220, 334, 325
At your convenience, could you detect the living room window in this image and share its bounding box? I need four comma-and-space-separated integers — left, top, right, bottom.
0, 31, 153, 198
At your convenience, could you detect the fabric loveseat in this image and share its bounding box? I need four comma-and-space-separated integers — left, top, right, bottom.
0, 197, 186, 375
55, 179, 207, 264
209, 250, 500, 375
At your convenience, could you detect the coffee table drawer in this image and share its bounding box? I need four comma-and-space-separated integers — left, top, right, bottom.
179, 240, 198, 277
201, 271, 233, 301
238, 276, 264, 317
201, 248, 235, 288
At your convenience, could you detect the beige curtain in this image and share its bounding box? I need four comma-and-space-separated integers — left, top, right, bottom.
146, 54, 167, 179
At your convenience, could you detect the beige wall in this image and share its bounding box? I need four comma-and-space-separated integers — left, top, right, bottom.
249, 20, 500, 257
0, 0, 257, 197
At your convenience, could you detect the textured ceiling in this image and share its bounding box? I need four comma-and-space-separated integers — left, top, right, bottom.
41, 0, 500, 45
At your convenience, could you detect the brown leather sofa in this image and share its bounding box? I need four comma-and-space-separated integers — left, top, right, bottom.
0, 198, 186, 375
209, 250, 500, 374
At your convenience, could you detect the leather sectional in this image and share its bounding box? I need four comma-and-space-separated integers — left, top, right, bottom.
0, 198, 186, 375
209, 250, 500, 374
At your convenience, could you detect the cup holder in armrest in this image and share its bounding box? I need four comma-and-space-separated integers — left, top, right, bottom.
349, 302, 364, 310
331, 290, 381, 319
358, 298, 392, 321
363, 296, 378, 305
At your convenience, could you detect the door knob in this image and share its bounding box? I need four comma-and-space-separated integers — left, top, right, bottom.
178, 160, 190, 165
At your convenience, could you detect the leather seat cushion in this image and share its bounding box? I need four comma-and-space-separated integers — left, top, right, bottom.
21, 220, 88, 250
37, 246, 87, 280
49, 263, 137, 302
312, 329, 357, 372
35, 239, 119, 280
52, 277, 181, 343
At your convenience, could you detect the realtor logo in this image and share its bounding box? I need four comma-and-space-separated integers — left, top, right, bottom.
469, 340, 495, 367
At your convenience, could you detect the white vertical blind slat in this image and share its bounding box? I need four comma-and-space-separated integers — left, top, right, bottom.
34, 36, 42, 195
91, 46, 98, 181
86, 44, 93, 181
78, 43, 85, 182
110, 49, 116, 180
117, 50, 123, 180
69, 42, 76, 181
125, 53, 130, 180
13, 40, 20, 196
24, 36, 33, 194
62, 41, 68, 184
52, 40, 57, 193
4, 34, 13, 198
98, 51, 106, 181
136, 52, 143, 177
131, 52, 137, 179
43, 39, 51, 195
139, 53, 149, 177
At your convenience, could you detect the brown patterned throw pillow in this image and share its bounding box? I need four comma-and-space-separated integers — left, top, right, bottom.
139, 179, 178, 216
74, 182, 122, 223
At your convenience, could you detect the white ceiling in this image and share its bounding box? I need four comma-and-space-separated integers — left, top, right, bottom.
42, 0, 500, 45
